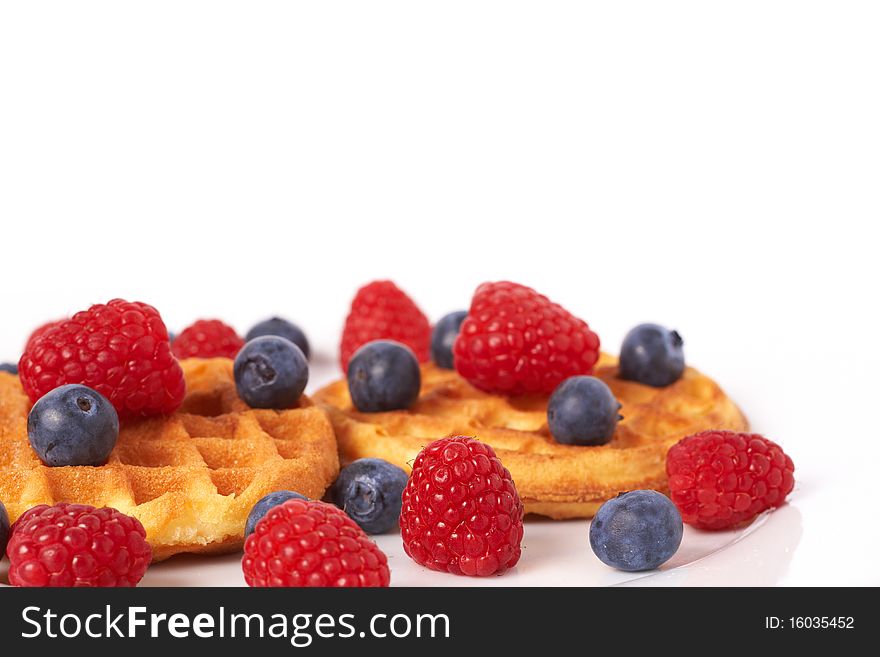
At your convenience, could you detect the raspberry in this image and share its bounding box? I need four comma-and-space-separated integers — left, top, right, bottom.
242, 499, 390, 587
10, 505, 45, 532
453, 281, 600, 395
25, 319, 64, 351
18, 299, 185, 419
7, 503, 152, 587
400, 436, 524, 577
339, 280, 431, 372
171, 319, 244, 360
666, 430, 795, 530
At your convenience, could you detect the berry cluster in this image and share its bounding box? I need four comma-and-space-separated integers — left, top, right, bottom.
400, 436, 524, 577
172, 318, 244, 359
340, 280, 431, 372
453, 281, 600, 395
7, 503, 151, 587
242, 499, 390, 587
667, 430, 795, 530
0, 281, 797, 589
19, 299, 185, 419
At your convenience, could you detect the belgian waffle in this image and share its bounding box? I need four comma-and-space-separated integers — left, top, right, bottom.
0, 358, 339, 560
314, 354, 747, 519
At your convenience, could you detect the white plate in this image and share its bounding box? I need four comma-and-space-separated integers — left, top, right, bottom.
0, 352, 806, 588
0, 506, 800, 587
126, 504, 799, 587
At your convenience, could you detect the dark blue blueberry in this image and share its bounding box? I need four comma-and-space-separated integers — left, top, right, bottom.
234, 336, 309, 409
245, 490, 307, 537
619, 323, 685, 387
347, 340, 420, 412
589, 490, 683, 571
0, 501, 9, 556
168, 331, 176, 344
330, 458, 408, 534
547, 376, 621, 446
0, 362, 18, 374
430, 310, 467, 369
246, 317, 310, 360
27, 384, 119, 467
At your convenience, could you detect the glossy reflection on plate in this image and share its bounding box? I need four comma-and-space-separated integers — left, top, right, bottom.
125, 505, 801, 587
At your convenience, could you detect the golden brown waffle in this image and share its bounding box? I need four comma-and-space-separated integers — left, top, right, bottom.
314, 354, 747, 519
0, 358, 338, 560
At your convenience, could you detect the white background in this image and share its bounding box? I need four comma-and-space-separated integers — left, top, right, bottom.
1, 1, 878, 585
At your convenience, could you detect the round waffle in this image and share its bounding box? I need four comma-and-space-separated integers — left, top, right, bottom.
314, 354, 747, 519
0, 358, 339, 560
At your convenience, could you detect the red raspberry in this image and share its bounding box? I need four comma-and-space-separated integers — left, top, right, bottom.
400, 436, 524, 577
10, 505, 47, 533
666, 430, 795, 530
7, 503, 152, 587
242, 499, 390, 587
18, 299, 185, 419
24, 319, 64, 351
453, 281, 600, 395
339, 280, 431, 372
171, 319, 244, 360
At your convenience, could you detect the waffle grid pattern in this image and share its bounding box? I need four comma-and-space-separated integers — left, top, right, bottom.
315, 354, 748, 519
0, 359, 339, 560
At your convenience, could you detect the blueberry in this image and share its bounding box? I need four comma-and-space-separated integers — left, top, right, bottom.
619, 323, 685, 387
330, 458, 408, 534
347, 340, 420, 412
430, 310, 467, 369
246, 317, 310, 360
234, 336, 309, 409
27, 384, 119, 467
245, 490, 307, 537
0, 362, 17, 374
0, 501, 9, 555
589, 490, 683, 571
547, 376, 621, 446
